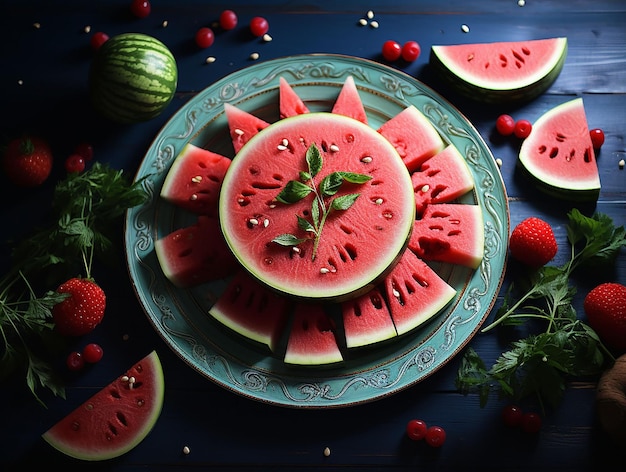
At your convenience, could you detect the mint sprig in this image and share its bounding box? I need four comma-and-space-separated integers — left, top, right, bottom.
272, 143, 371, 261
456, 209, 626, 411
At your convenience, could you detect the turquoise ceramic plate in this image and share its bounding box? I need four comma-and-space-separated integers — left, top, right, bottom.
125, 54, 508, 408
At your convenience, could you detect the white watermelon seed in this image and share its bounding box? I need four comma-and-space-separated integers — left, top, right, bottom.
248, 218, 259, 226
421, 184, 430, 193
358, 18, 367, 26
370, 20, 379, 28
205, 56, 216, 64
361, 156, 373, 163
496, 158, 503, 167
291, 247, 301, 254
250, 52, 260, 60
282, 138, 289, 146
367, 10, 374, 19
329, 144, 340, 152
392, 288, 400, 298
323, 446, 331, 457
518, 0, 526, 6
84, 25, 91, 33
263, 218, 270, 227
191, 175, 202, 183
162, 20, 169, 28
262, 33, 272, 42
234, 128, 244, 136
619, 159, 625, 169
277, 144, 288, 151
320, 267, 330, 274
461, 24, 470, 33
190, 194, 198, 201
374, 198, 383, 205
183, 446, 191, 455
121, 375, 129, 382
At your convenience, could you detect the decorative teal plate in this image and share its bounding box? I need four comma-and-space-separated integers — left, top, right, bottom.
125, 54, 508, 408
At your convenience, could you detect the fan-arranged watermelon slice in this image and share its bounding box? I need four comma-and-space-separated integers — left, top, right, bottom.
154, 75, 485, 364
219, 111, 416, 302
518, 98, 600, 201
411, 144, 474, 215
209, 269, 291, 352
160, 143, 231, 216
430, 37, 568, 104
408, 203, 484, 269
42, 351, 164, 461
154, 215, 239, 287
284, 303, 343, 365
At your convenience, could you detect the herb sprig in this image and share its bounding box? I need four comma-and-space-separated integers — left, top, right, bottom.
271, 143, 371, 261
456, 209, 626, 411
0, 162, 148, 404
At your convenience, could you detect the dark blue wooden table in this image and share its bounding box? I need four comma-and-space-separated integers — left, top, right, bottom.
1, 1, 625, 469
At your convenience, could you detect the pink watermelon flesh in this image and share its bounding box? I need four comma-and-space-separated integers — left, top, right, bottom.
331, 75, 368, 125
219, 111, 415, 302
408, 203, 484, 269
518, 98, 600, 201
411, 144, 474, 215
284, 303, 343, 365
209, 270, 290, 352
224, 102, 271, 153
377, 105, 445, 172
155, 215, 239, 287
42, 351, 164, 461
279, 77, 310, 118
341, 287, 397, 348
160, 143, 231, 216
430, 37, 567, 103
383, 250, 457, 336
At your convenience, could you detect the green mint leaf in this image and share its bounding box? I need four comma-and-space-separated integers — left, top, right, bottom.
331, 193, 360, 211
310, 199, 320, 230
320, 172, 345, 197
306, 143, 322, 177
297, 215, 316, 233
299, 171, 311, 181
276, 180, 312, 204
338, 171, 372, 184
272, 234, 309, 246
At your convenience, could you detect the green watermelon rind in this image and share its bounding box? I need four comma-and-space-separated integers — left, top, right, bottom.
42, 351, 164, 461
429, 37, 567, 104
518, 98, 601, 202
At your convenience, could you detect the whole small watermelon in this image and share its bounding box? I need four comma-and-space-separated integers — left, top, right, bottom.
89, 33, 178, 124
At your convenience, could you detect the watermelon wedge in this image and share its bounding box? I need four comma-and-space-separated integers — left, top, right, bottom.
518, 98, 600, 201
224, 102, 270, 153
331, 75, 368, 124
377, 105, 445, 172
430, 37, 568, 104
382, 250, 457, 336
209, 270, 291, 352
408, 203, 484, 269
42, 351, 164, 461
279, 77, 310, 118
411, 144, 474, 215
160, 143, 231, 216
341, 287, 397, 348
154, 215, 239, 287
284, 304, 343, 365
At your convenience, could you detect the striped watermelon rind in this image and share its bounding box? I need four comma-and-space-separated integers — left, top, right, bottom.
89, 33, 178, 124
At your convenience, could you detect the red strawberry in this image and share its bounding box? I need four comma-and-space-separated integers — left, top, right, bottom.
52, 278, 106, 336
584, 282, 626, 353
509, 217, 558, 268
2, 136, 53, 187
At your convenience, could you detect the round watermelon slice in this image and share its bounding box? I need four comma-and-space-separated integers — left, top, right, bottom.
430, 37, 567, 104
518, 98, 600, 201
42, 351, 164, 461
219, 112, 416, 303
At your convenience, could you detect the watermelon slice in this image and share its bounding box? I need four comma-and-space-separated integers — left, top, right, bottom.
341, 287, 397, 348
154, 215, 239, 287
518, 98, 600, 201
220, 112, 415, 302
42, 351, 164, 461
224, 102, 270, 153
279, 76, 310, 118
209, 270, 291, 352
377, 105, 445, 172
408, 203, 484, 269
331, 75, 368, 124
411, 144, 474, 215
160, 143, 231, 216
430, 37, 568, 104
382, 250, 457, 336
284, 303, 343, 365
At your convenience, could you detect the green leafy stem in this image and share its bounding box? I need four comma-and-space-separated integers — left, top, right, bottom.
271, 143, 371, 261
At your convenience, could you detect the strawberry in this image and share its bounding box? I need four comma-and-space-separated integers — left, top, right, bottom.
52, 278, 106, 336
2, 135, 53, 187
509, 217, 558, 268
584, 282, 626, 353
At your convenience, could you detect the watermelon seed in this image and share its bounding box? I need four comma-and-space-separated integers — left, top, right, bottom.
383, 210, 393, 219
323, 446, 331, 457
263, 33, 272, 42
374, 198, 383, 205
421, 185, 430, 193
121, 375, 129, 382
467, 54, 474, 62
618, 159, 625, 169
330, 144, 340, 153
461, 24, 470, 33
234, 128, 244, 136
183, 446, 191, 455
361, 156, 373, 163
191, 175, 202, 183
248, 218, 259, 226
320, 267, 330, 274
71, 421, 80, 431
205, 56, 216, 64
190, 194, 198, 201
263, 218, 270, 227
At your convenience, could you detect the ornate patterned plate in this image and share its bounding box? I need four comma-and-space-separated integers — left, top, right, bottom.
125, 54, 508, 408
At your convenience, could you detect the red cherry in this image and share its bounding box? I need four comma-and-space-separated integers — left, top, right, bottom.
65, 154, 86, 174
589, 128, 605, 149
521, 412, 542, 433
406, 419, 428, 441
502, 404, 523, 427
219, 10, 238, 30
382, 40, 401, 62
514, 119, 533, 139
130, 0, 151, 18
90, 32, 110, 51
401, 41, 421, 62
424, 425, 446, 447
250, 16, 269, 37
66, 351, 85, 371
82, 343, 104, 363
495, 114, 515, 136
195, 27, 215, 48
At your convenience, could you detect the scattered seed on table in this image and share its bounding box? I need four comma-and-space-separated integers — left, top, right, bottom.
323, 446, 331, 457
162, 20, 169, 28
619, 159, 625, 169
17, 79, 23, 86
461, 24, 470, 33
205, 56, 216, 64
33, 22, 41, 29
518, 0, 526, 6
367, 10, 375, 19
358, 18, 367, 26
263, 33, 272, 42
249, 52, 260, 60
182, 446, 191, 455
370, 20, 379, 28
84, 25, 91, 33
496, 158, 503, 167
